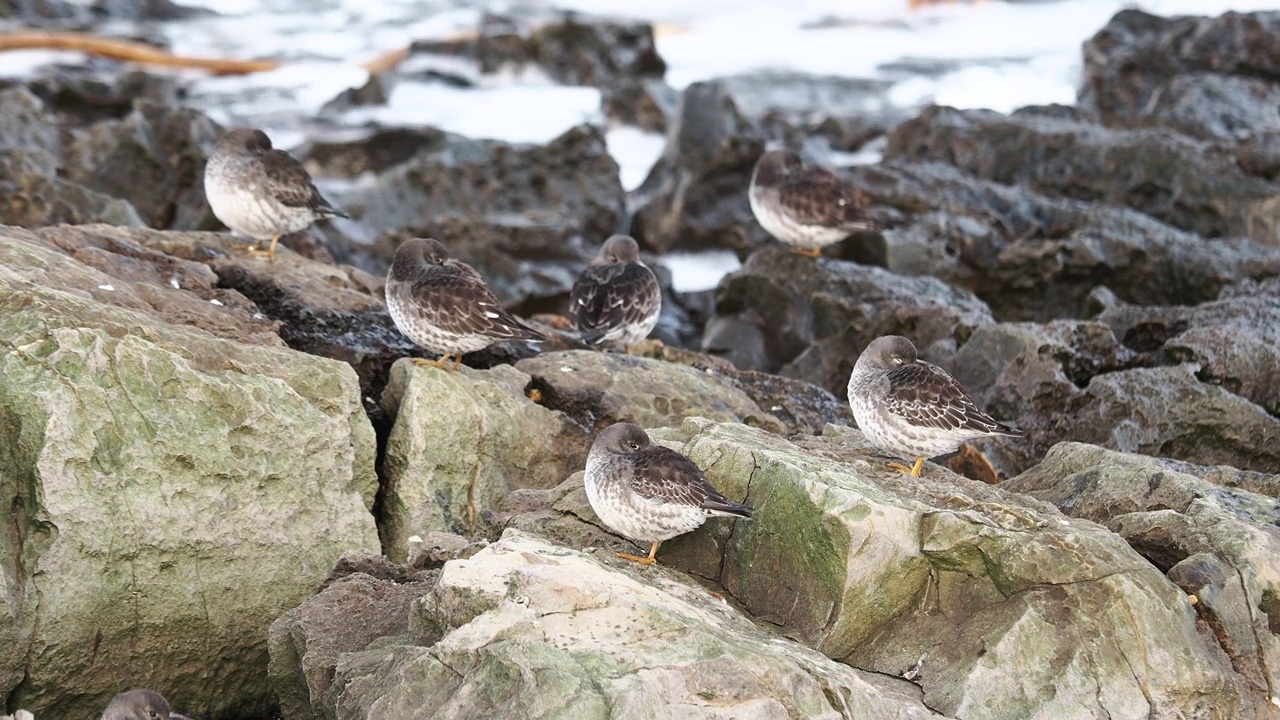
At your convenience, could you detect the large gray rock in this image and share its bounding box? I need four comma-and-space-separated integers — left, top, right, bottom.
378, 360, 590, 561
847, 160, 1280, 321
515, 349, 786, 434
0, 242, 380, 718
705, 246, 995, 397
883, 105, 1280, 244
268, 555, 441, 720
645, 420, 1256, 717
63, 100, 223, 230
0, 87, 145, 228
951, 317, 1280, 475
1004, 443, 1280, 706
324, 530, 944, 720
1080, 9, 1280, 139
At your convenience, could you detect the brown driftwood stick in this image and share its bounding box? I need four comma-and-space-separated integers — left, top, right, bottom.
0, 31, 282, 75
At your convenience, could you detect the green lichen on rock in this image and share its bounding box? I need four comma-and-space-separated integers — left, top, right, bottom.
379, 360, 590, 560
0, 263, 378, 718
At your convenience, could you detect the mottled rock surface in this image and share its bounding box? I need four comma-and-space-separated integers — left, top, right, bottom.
0, 240, 379, 719
323, 530, 943, 720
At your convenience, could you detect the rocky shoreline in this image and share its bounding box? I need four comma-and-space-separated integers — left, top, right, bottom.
1, 5, 1278, 720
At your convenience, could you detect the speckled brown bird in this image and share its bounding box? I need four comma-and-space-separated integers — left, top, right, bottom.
748, 148, 874, 257
569, 235, 662, 351
385, 238, 545, 370
584, 422, 752, 565
848, 335, 1020, 477
204, 128, 349, 261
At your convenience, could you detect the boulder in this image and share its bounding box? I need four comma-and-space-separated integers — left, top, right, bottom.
25, 66, 185, 127
1098, 292, 1280, 415
883, 105, 1280, 244
1070, 364, 1280, 474
1080, 9, 1280, 139
848, 160, 1280, 321
411, 11, 666, 87
62, 100, 223, 231
515, 349, 786, 435
0, 250, 379, 718
268, 555, 441, 720
1004, 442, 1280, 704
706, 246, 995, 397
0, 87, 145, 228
335, 125, 625, 311
378, 360, 591, 561
951, 317, 1280, 475
630, 81, 769, 256
322, 530, 943, 720
658, 419, 1257, 716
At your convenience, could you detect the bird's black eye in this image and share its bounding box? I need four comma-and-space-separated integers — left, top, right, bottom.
629, 441, 639, 450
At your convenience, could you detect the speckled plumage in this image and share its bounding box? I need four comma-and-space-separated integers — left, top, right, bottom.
100, 689, 191, 720
848, 335, 1020, 476
584, 422, 751, 564
204, 128, 349, 255
386, 238, 544, 368
748, 148, 874, 256
570, 235, 662, 349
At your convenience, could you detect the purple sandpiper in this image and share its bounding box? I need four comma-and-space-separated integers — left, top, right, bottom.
386, 238, 545, 370
584, 422, 752, 565
748, 148, 874, 257
848, 335, 1021, 477
204, 128, 350, 261
569, 235, 662, 351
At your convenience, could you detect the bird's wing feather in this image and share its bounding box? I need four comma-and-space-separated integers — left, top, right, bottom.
409, 263, 544, 341
884, 362, 1019, 436
629, 445, 751, 517
779, 167, 874, 230
261, 149, 348, 217
570, 263, 661, 342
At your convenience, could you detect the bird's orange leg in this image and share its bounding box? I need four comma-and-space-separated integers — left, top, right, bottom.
791, 246, 823, 258
411, 353, 453, 368
617, 541, 660, 565
887, 456, 925, 477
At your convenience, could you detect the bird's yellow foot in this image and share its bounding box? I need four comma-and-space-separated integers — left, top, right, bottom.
411, 354, 454, 368
887, 457, 926, 477
617, 541, 660, 565
792, 246, 823, 258
450, 354, 465, 371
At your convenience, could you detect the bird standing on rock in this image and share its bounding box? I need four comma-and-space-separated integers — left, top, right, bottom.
385, 238, 545, 371
584, 422, 752, 565
204, 128, 350, 261
848, 335, 1021, 477
570, 235, 662, 352
748, 148, 875, 257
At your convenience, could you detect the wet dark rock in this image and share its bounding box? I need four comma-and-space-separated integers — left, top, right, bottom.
600, 78, 678, 133
62, 100, 223, 230
849, 160, 1280, 321
298, 126, 450, 178
1097, 292, 1280, 415
706, 246, 995, 398
884, 105, 1280, 244
0, 0, 206, 22
631, 81, 769, 256
334, 125, 624, 313
716, 71, 903, 151
0, 86, 145, 227
25, 66, 184, 127
1080, 9, 1280, 139
411, 11, 665, 87
319, 72, 395, 114
723, 370, 851, 435
269, 559, 440, 720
